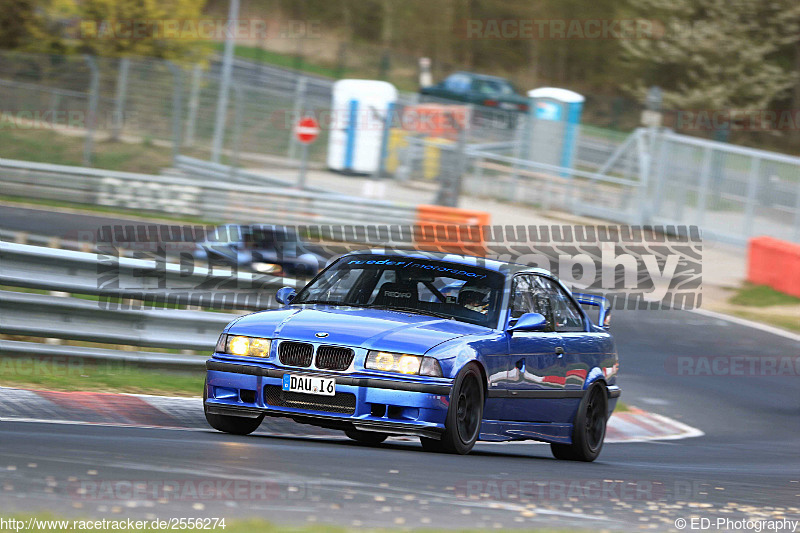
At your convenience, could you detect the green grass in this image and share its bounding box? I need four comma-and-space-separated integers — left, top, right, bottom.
206, 42, 341, 78
728, 310, 800, 333
728, 283, 800, 307
0, 357, 204, 396
0, 128, 177, 174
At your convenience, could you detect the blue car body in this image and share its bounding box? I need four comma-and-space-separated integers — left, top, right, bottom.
204, 250, 620, 452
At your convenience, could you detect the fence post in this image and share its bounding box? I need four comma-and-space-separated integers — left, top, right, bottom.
230, 85, 243, 180
210, 0, 239, 164
287, 76, 307, 162
636, 129, 653, 225
742, 157, 761, 238
508, 111, 528, 203
111, 57, 130, 141
650, 130, 669, 218
184, 64, 202, 147
695, 146, 713, 226
166, 61, 183, 165
82, 55, 100, 167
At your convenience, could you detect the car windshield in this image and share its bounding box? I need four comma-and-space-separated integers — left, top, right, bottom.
293, 254, 505, 328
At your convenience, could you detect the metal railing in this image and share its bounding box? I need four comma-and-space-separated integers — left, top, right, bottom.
0, 157, 419, 227
0, 241, 292, 366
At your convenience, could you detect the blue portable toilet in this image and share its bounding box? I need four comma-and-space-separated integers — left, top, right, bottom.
525, 87, 584, 173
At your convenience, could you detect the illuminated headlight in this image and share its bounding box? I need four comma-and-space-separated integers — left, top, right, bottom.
252, 262, 280, 274
365, 351, 443, 377
215, 334, 272, 358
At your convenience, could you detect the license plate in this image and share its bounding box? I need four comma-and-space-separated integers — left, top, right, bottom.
499, 102, 517, 110
282, 374, 335, 396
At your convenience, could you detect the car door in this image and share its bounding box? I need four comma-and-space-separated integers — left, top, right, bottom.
542, 278, 605, 398
501, 274, 568, 423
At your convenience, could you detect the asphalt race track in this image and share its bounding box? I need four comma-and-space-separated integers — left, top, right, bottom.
1, 205, 799, 529
1, 310, 799, 530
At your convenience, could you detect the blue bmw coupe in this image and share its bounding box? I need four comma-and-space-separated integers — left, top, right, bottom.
204, 250, 620, 461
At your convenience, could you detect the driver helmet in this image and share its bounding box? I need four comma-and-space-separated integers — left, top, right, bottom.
459, 286, 491, 314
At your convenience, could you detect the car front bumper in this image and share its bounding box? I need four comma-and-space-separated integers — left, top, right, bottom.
204, 359, 453, 439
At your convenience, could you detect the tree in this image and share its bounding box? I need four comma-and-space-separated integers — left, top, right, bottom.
0, 0, 37, 49
620, 0, 800, 112
44, 0, 210, 62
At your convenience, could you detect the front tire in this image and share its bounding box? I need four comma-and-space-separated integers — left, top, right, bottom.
420, 363, 484, 455
550, 382, 608, 462
345, 429, 388, 445
203, 380, 264, 435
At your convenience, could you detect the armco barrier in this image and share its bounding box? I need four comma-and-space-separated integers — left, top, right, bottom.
415, 205, 491, 255
747, 236, 800, 298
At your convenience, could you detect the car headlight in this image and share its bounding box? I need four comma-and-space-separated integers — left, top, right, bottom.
365, 351, 443, 377
215, 334, 272, 358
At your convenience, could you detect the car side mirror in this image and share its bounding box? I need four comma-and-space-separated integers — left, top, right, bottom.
507, 312, 548, 333
275, 287, 296, 305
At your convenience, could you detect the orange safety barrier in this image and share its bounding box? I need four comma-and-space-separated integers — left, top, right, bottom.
747, 236, 800, 298
414, 205, 490, 256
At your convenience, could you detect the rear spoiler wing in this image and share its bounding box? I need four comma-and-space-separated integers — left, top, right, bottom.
573, 293, 611, 329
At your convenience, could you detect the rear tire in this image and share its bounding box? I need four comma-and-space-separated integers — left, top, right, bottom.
345, 429, 388, 445
203, 380, 264, 435
420, 363, 484, 455
550, 382, 608, 462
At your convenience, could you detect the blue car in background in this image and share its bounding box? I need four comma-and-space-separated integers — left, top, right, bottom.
204, 250, 620, 461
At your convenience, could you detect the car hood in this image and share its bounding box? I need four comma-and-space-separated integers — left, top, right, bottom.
227, 306, 490, 354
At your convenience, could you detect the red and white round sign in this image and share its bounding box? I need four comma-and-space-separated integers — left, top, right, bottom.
294, 116, 320, 144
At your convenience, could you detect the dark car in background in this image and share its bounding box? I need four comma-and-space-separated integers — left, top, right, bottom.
420, 72, 529, 128
193, 224, 328, 278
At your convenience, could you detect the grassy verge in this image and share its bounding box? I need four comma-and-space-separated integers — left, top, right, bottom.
712, 283, 800, 333
0, 357, 204, 396
0, 128, 176, 175
207, 42, 341, 79
728, 283, 800, 307
726, 310, 800, 333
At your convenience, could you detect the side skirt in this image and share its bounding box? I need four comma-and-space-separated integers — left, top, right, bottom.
478, 419, 573, 444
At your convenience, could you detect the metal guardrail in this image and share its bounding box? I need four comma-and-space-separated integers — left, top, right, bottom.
0, 339, 207, 367
0, 241, 289, 308
0, 241, 293, 366
0, 157, 419, 227
0, 290, 231, 351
